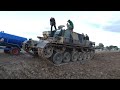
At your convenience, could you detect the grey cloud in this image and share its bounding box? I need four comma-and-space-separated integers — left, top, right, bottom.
103, 20, 120, 33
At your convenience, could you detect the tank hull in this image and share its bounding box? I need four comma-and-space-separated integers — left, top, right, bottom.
22, 28, 95, 65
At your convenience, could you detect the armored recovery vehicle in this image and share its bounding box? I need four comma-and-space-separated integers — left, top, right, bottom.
22, 25, 95, 65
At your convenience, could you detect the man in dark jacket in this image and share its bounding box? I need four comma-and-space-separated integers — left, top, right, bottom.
85, 34, 89, 40
50, 17, 57, 32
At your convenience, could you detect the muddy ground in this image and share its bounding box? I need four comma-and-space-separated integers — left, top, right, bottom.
0, 50, 120, 79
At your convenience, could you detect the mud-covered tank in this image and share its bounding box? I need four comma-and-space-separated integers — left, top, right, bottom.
22, 25, 95, 65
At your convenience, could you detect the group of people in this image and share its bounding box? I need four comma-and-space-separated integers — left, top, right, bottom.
50, 17, 74, 32
82, 33, 89, 40
50, 17, 89, 40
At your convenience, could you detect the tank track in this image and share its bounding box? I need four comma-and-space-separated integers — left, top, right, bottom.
37, 43, 95, 66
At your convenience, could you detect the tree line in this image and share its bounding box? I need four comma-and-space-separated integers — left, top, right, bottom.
95, 43, 119, 51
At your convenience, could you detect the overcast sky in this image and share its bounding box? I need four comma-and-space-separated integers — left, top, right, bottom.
0, 11, 120, 47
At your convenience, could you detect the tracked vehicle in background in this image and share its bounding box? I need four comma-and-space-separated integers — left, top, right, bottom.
22, 25, 95, 65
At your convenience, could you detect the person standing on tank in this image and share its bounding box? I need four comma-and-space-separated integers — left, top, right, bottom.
67, 19, 74, 44
67, 19, 74, 32
50, 17, 57, 32
85, 34, 89, 40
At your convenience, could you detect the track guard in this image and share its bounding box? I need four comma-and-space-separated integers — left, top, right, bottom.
36, 40, 49, 48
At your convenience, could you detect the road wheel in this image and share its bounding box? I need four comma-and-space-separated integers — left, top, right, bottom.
87, 52, 91, 60
43, 45, 53, 58
78, 52, 83, 61
83, 52, 87, 60
63, 52, 71, 63
53, 52, 63, 65
71, 51, 78, 62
